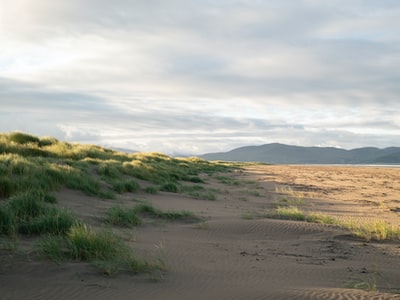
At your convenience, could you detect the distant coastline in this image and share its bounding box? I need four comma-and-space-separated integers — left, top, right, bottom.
286, 164, 400, 168
201, 143, 400, 165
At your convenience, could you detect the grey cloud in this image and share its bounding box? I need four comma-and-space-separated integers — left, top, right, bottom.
2, 1, 400, 154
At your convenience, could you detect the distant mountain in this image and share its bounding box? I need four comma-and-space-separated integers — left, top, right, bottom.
200, 143, 400, 164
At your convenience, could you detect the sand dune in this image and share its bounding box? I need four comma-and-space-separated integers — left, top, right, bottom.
1, 165, 400, 299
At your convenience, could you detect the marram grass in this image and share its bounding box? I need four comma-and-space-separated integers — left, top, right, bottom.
266, 206, 400, 242
0, 131, 238, 276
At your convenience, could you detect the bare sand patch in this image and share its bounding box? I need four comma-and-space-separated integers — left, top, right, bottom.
1, 165, 400, 299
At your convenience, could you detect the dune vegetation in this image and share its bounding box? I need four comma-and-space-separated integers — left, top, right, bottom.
0, 131, 238, 274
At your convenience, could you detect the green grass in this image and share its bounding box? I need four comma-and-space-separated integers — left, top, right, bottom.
0, 131, 238, 276
105, 206, 141, 227
39, 224, 164, 276
0, 132, 238, 202
265, 205, 400, 242
214, 175, 240, 186
0, 190, 77, 237
38, 224, 167, 276
104, 203, 199, 227
160, 182, 179, 193
343, 220, 400, 242
145, 186, 159, 194
266, 206, 336, 224
271, 206, 307, 221
181, 185, 217, 200
111, 179, 140, 194
68, 224, 127, 261
18, 208, 76, 235
0, 203, 16, 236
133, 203, 198, 222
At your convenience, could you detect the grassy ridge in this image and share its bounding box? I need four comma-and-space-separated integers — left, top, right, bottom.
0, 131, 237, 275
0, 132, 237, 200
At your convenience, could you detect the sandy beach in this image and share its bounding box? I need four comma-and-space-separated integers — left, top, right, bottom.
1, 165, 400, 299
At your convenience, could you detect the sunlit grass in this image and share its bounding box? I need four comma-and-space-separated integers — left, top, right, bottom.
343, 220, 400, 242
265, 205, 399, 242
0, 131, 237, 276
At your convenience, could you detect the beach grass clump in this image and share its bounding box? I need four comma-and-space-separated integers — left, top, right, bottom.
265, 206, 337, 225
145, 186, 159, 194
188, 190, 217, 201
39, 225, 162, 276
105, 206, 141, 227
266, 206, 400, 242
306, 212, 337, 225
8, 132, 41, 145
18, 208, 76, 235
67, 224, 126, 261
214, 175, 240, 186
38, 235, 68, 263
97, 161, 123, 179
104, 203, 199, 226
0, 191, 77, 236
133, 203, 198, 222
0, 177, 14, 198
0, 203, 16, 236
344, 220, 400, 242
181, 185, 217, 200
111, 179, 140, 194
272, 206, 307, 221
67, 224, 154, 275
275, 185, 305, 199
160, 182, 179, 193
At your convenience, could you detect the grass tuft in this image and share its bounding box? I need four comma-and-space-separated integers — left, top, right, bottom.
160, 182, 179, 193
111, 179, 140, 194
344, 220, 400, 242
68, 224, 126, 261
105, 206, 141, 227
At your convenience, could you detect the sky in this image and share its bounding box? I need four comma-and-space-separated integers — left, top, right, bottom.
1, 0, 399, 155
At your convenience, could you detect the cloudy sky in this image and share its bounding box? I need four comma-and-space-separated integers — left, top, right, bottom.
1, 0, 399, 154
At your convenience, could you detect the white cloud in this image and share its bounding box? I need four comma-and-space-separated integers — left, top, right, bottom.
1, 1, 399, 154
